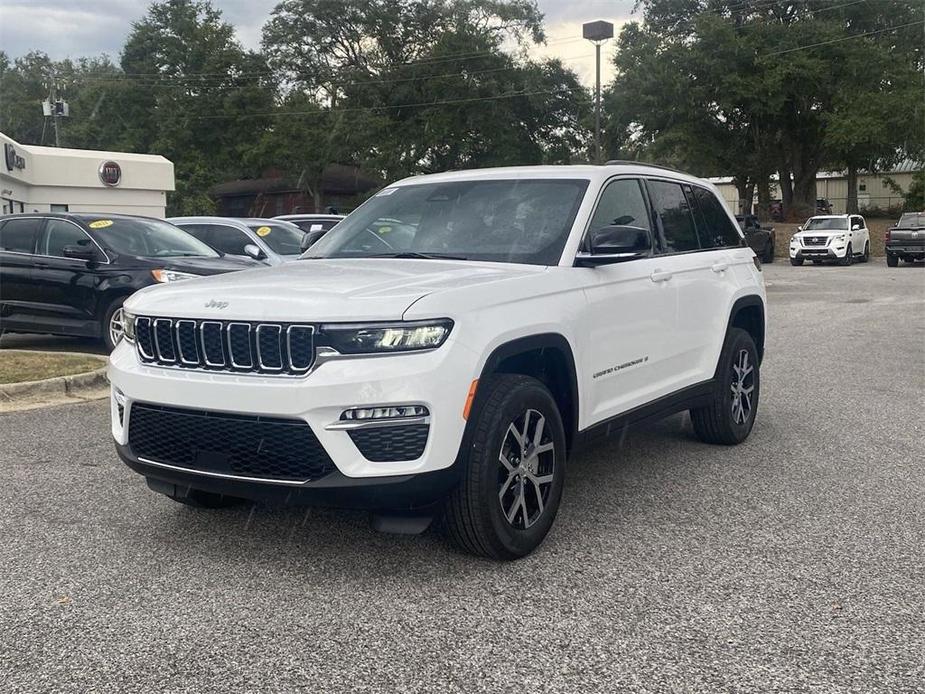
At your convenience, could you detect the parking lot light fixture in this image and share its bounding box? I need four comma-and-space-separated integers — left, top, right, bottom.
583, 20, 614, 164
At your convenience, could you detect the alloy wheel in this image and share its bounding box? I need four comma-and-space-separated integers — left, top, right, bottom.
730, 349, 755, 425
498, 408, 556, 529
109, 307, 125, 346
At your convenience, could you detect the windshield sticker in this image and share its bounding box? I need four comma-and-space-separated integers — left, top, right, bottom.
256, 226, 271, 237
88, 220, 113, 229
375, 188, 398, 196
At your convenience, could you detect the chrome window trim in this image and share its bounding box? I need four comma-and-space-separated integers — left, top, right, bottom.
227, 322, 254, 369
255, 323, 284, 372
286, 324, 315, 372
200, 321, 226, 367
152, 318, 177, 363
174, 320, 200, 365
326, 415, 430, 431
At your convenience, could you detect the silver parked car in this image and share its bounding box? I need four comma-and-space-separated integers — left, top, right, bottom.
168, 217, 306, 266
273, 214, 345, 249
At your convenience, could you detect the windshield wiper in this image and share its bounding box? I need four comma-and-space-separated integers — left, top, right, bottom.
366, 251, 469, 260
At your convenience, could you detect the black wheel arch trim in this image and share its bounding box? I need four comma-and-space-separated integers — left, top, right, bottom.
474, 332, 581, 452
724, 295, 765, 367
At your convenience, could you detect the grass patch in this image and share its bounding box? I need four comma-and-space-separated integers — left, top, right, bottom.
0, 351, 104, 385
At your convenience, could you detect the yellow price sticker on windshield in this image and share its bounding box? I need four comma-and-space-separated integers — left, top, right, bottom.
378, 226, 392, 234
89, 220, 113, 229
256, 226, 271, 237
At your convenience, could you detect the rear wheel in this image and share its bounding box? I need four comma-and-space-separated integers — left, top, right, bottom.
102, 298, 127, 352
886, 253, 898, 267
860, 241, 870, 263
443, 374, 566, 560
790, 257, 804, 266
690, 328, 759, 445
762, 241, 774, 263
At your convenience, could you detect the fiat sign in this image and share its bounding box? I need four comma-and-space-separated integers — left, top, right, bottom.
99, 160, 122, 187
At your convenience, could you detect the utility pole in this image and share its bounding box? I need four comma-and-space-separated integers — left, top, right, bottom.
582, 20, 614, 164
42, 71, 69, 147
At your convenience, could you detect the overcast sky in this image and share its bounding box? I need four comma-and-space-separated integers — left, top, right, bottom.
0, 0, 637, 85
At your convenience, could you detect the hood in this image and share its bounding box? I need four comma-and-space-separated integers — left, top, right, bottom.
120, 254, 262, 275
125, 258, 545, 322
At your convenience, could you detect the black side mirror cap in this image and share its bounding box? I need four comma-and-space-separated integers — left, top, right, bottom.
62, 245, 98, 261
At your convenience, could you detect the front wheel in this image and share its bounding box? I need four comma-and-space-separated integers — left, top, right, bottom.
840, 243, 854, 266
690, 328, 759, 445
443, 374, 566, 560
790, 257, 804, 266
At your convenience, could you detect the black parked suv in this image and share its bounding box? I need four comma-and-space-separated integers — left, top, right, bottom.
0, 213, 260, 350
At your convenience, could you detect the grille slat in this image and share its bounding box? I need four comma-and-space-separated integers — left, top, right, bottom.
128, 403, 336, 482
135, 316, 314, 376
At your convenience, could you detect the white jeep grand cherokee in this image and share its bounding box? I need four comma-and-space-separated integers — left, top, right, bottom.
110, 163, 766, 560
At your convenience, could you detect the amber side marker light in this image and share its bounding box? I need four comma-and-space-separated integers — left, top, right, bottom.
462, 379, 479, 420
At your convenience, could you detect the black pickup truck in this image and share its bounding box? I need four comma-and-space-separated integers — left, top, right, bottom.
885, 212, 924, 266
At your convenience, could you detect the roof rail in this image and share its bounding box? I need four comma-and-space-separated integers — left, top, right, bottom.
604, 159, 688, 174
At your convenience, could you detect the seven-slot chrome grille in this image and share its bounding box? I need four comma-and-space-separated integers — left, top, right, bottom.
135, 316, 314, 376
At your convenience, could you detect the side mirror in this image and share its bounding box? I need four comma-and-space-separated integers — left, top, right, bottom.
299, 229, 327, 252
62, 244, 98, 262
797, 226, 803, 232
851, 224, 861, 231
243, 243, 266, 261
576, 225, 651, 267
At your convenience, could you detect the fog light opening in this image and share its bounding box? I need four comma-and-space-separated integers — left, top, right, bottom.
341, 405, 429, 421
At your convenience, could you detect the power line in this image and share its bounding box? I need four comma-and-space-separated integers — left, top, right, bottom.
188, 85, 590, 120
762, 19, 922, 55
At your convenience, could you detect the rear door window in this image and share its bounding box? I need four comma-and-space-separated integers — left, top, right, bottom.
0, 217, 42, 254
690, 186, 743, 249
646, 181, 700, 253
42, 219, 96, 258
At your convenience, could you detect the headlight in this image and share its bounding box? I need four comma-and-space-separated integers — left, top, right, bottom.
833, 234, 846, 242
122, 310, 136, 342
319, 319, 453, 354
790, 235, 799, 244
151, 269, 201, 283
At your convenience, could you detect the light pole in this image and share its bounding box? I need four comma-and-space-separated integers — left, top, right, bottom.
583, 20, 614, 164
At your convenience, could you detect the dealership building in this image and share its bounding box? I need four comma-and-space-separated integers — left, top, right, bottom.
1, 131, 174, 217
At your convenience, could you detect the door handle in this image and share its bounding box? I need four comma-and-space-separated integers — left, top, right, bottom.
711, 262, 729, 273
650, 269, 673, 283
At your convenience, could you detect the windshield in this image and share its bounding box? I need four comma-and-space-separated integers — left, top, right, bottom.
897, 212, 925, 228
246, 222, 305, 255
305, 178, 590, 265
82, 217, 219, 258
805, 217, 848, 231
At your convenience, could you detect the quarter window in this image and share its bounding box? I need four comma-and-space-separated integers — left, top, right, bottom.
690, 186, 743, 248
647, 180, 700, 253
43, 219, 94, 258
586, 178, 652, 252
0, 217, 42, 253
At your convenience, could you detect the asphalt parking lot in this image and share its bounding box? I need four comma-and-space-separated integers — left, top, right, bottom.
1, 261, 922, 693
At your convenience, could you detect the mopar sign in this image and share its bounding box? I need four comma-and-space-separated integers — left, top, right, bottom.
99, 160, 122, 187
4, 143, 25, 172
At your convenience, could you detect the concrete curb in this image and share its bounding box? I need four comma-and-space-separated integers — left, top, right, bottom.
0, 351, 109, 408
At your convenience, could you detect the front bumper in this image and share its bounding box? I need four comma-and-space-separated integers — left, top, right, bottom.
790, 244, 848, 260
108, 336, 478, 489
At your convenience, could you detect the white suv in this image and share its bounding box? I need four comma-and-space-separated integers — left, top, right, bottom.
109, 163, 766, 560
789, 214, 871, 265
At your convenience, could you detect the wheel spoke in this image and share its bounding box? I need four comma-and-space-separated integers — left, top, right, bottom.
507, 422, 524, 451
532, 480, 545, 516
499, 451, 515, 473
505, 489, 522, 524
498, 472, 516, 500
531, 472, 554, 485
534, 442, 554, 456
519, 410, 532, 447
532, 414, 546, 448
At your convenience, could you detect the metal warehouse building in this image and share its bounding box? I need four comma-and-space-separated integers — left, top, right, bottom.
1, 131, 174, 217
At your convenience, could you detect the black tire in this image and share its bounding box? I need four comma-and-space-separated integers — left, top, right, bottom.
860, 241, 870, 263
690, 328, 759, 446
840, 243, 854, 266
164, 488, 245, 509
886, 253, 898, 267
790, 257, 804, 266
443, 374, 566, 560
101, 297, 127, 352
